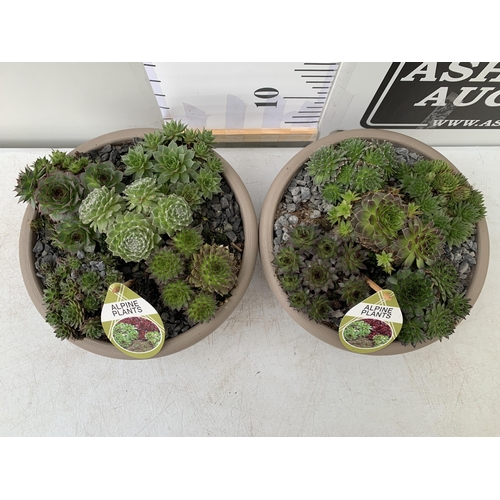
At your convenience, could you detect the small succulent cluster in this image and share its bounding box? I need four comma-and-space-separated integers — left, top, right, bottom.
16, 121, 241, 341
40, 252, 123, 340
275, 138, 486, 347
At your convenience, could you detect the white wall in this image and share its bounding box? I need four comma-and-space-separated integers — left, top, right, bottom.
0, 63, 163, 147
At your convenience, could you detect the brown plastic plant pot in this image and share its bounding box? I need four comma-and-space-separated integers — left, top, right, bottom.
259, 129, 490, 355
19, 128, 259, 359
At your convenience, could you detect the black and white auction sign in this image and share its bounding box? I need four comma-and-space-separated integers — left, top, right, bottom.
361, 62, 500, 129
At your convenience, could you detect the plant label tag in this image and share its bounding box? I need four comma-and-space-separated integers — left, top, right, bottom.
101, 282, 166, 359
339, 289, 403, 354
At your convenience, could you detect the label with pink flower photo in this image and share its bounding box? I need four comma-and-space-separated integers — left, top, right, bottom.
339, 289, 403, 354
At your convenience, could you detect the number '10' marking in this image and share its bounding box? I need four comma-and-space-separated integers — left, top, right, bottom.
254, 87, 279, 107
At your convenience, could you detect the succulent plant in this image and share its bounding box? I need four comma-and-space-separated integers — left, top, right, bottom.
427, 260, 460, 300
446, 292, 471, 319
306, 145, 346, 185
394, 219, 444, 269
351, 165, 385, 193
161, 280, 193, 310
425, 303, 456, 341
186, 292, 218, 323
79, 162, 125, 193
189, 244, 238, 295
397, 317, 428, 347
142, 130, 166, 151
337, 276, 371, 307
338, 138, 367, 163
301, 260, 336, 293
386, 268, 435, 312
315, 235, 338, 260
162, 120, 188, 142
173, 182, 203, 207
308, 295, 333, 323
51, 220, 97, 253
147, 247, 185, 285
122, 145, 154, 179
34, 171, 84, 221
351, 191, 406, 252
106, 212, 161, 262
81, 317, 105, 339
321, 182, 343, 204
152, 141, 196, 185
123, 177, 161, 214
279, 274, 301, 292
171, 227, 204, 257
196, 168, 222, 199
289, 225, 318, 250
150, 194, 193, 236
274, 246, 302, 273
335, 242, 367, 275
288, 289, 310, 312
14, 157, 50, 207
192, 141, 212, 160
195, 129, 216, 148
205, 155, 225, 174
61, 299, 85, 329
78, 186, 124, 233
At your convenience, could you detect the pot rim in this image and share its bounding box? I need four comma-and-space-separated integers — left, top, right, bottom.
19, 128, 259, 359
259, 128, 490, 355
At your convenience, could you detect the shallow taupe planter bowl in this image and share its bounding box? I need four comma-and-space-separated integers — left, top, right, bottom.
19, 129, 258, 359
259, 129, 490, 355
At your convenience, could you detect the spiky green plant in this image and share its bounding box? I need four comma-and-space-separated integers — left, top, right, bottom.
428, 260, 460, 300
195, 129, 216, 148
274, 246, 302, 273
79, 162, 125, 193
162, 120, 188, 142
337, 276, 371, 307
106, 212, 161, 262
351, 165, 385, 193
395, 219, 444, 269
173, 182, 203, 207
141, 130, 166, 151
147, 247, 185, 285
279, 274, 301, 292
445, 217, 474, 247
447, 292, 471, 320
289, 225, 318, 250
152, 141, 196, 185
34, 171, 84, 221
14, 157, 50, 207
335, 242, 368, 275
51, 220, 97, 253
386, 269, 435, 312
78, 186, 124, 233
61, 299, 85, 329
375, 251, 395, 275
288, 289, 310, 312
123, 177, 161, 214
308, 295, 333, 323
161, 280, 193, 310
171, 227, 204, 257
186, 292, 218, 323
150, 194, 193, 236
81, 317, 105, 339
122, 145, 154, 179
192, 142, 212, 160
306, 146, 346, 185
189, 244, 238, 295
205, 155, 225, 174
78, 271, 101, 293
351, 191, 406, 252
328, 200, 353, 225
397, 317, 428, 347
425, 303, 456, 341
338, 138, 367, 163
315, 235, 338, 260
196, 168, 222, 199
321, 182, 343, 204
301, 260, 335, 293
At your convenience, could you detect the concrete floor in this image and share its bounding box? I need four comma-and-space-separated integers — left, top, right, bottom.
1, 144, 498, 436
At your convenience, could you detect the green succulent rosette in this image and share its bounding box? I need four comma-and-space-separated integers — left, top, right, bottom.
78, 186, 125, 233
150, 194, 193, 236
106, 213, 161, 262
34, 171, 84, 221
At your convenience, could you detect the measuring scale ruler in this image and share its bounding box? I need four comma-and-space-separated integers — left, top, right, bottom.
143, 62, 339, 143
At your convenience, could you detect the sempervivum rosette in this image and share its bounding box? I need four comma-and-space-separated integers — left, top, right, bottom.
106, 213, 161, 262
